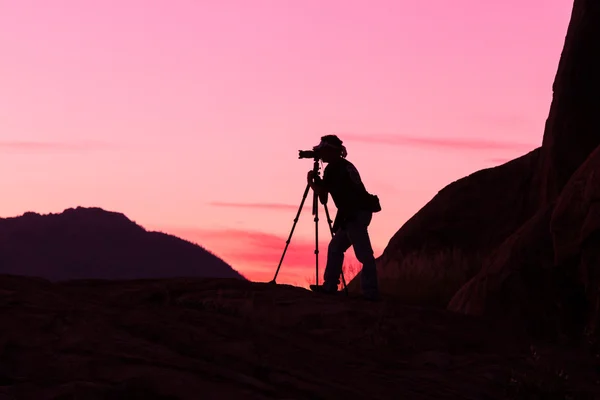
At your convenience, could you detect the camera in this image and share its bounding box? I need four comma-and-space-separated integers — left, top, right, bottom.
298, 147, 320, 159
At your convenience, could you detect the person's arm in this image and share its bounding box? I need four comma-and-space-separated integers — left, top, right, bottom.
307, 171, 329, 203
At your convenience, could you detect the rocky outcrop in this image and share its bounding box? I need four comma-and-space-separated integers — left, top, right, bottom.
550, 146, 600, 266
447, 204, 588, 339
348, 148, 542, 306
550, 145, 600, 336
349, 0, 600, 319
448, 145, 600, 339
539, 0, 600, 205
0, 207, 246, 281
443, 0, 600, 339
447, 206, 555, 317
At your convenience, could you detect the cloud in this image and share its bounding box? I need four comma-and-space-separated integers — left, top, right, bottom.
0, 141, 113, 152
340, 133, 536, 152
208, 201, 311, 211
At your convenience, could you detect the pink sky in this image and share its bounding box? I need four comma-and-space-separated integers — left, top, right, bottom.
0, 0, 573, 285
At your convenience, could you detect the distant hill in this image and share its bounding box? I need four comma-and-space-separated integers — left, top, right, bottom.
0, 206, 246, 281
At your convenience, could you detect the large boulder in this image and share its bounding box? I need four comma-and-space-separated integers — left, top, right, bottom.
551, 145, 600, 266
448, 144, 600, 340
539, 0, 600, 205
447, 206, 555, 318
447, 205, 588, 339
551, 145, 600, 337
350, 0, 600, 310
348, 148, 542, 306
447, 0, 600, 336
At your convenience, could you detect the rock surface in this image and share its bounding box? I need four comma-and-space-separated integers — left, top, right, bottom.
448, 206, 555, 318
539, 0, 600, 204
0, 207, 245, 281
447, 205, 588, 340
446, 0, 600, 337
349, 0, 600, 325
550, 145, 600, 337
551, 146, 600, 266
348, 148, 542, 306
439, 0, 600, 341
0, 275, 598, 399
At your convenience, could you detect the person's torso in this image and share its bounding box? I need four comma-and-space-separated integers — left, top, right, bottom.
323, 159, 370, 214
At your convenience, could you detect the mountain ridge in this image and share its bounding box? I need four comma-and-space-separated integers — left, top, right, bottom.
0, 206, 246, 281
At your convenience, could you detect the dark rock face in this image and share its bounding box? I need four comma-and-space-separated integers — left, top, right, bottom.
447, 205, 588, 340
550, 146, 600, 266
550, 146, 600, 337
446, 0, 600, 338
539, 0, 600, 205
448, 206, 556, 318
350, 0, 600, 339
348, 148, 542, 306
0, 207, 246, 281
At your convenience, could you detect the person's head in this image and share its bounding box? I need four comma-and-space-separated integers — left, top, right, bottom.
314, 135, 347, 163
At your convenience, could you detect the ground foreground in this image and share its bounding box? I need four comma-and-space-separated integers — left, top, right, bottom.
1, 275, 599, 399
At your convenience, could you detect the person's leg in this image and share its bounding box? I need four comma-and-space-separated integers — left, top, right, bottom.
322, 228, 352, 291
346, 211, 379, 299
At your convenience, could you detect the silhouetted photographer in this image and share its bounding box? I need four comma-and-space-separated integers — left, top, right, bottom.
306, 135, 381, 301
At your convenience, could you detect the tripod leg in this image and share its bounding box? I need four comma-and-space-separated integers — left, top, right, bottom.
271, 183, 311, 284
313, 190, 319, 287
323, 203, 349, 296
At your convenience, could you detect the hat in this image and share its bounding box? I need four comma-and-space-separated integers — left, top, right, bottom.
315, 135, 347, 157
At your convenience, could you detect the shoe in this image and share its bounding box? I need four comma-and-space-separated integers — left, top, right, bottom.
309, 284, 338, 294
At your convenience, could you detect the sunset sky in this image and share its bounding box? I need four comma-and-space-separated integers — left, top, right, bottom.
0, 0, 573, 285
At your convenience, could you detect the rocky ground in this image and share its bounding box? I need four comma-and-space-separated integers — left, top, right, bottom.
1, 275, 599, 399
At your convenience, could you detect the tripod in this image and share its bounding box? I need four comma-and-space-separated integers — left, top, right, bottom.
270, 159, 349, 296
